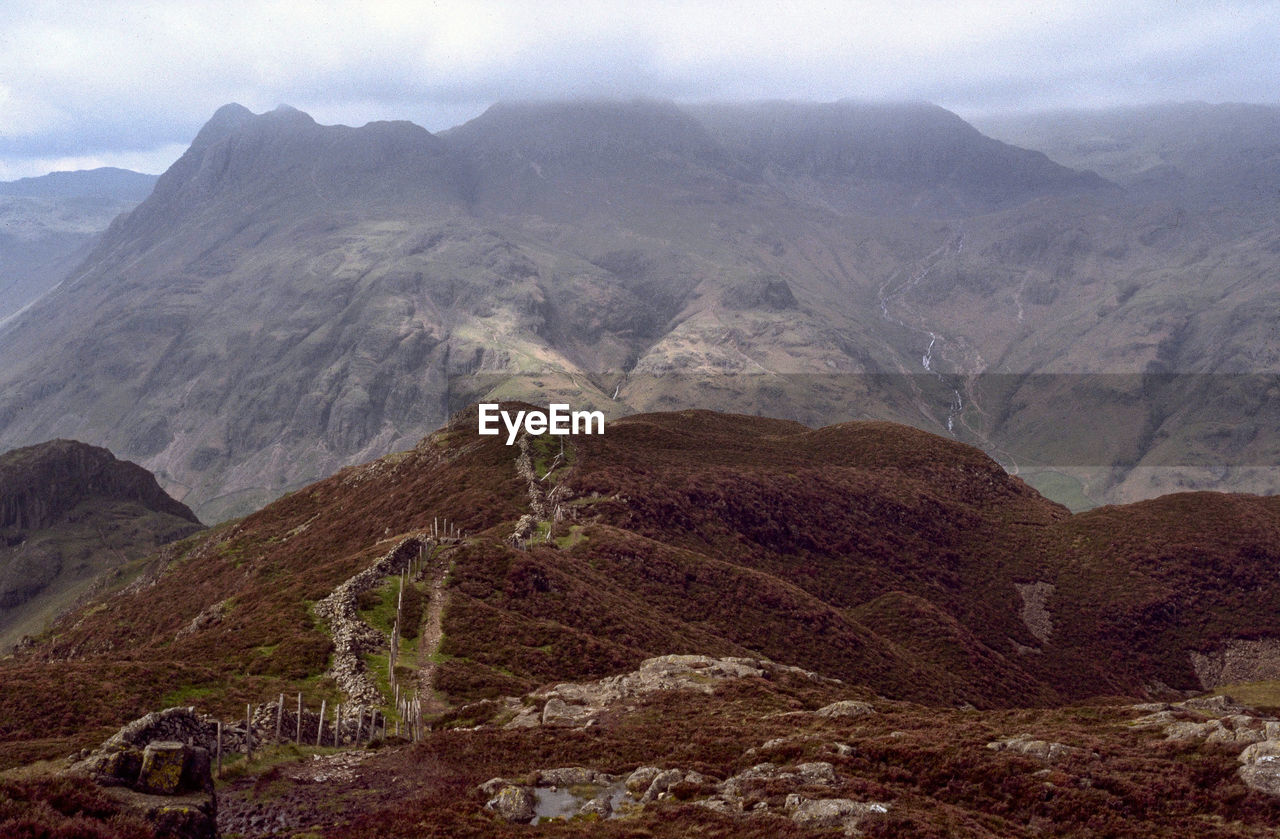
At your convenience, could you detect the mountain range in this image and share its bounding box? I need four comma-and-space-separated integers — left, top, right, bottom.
0, 167, 157, 321
0, 100, 1276, 525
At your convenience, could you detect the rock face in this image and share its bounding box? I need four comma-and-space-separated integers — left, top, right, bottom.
0, 439, 203, 650
0, 439, 198, 532
16, 98, 1280, 527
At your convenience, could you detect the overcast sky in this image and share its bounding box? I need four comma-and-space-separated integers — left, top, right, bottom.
1, 0, 1276, 180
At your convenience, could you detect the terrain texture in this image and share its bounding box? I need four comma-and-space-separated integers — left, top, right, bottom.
0, 439, 203, 652
0, 101, 1277, 520
4, 410, 1280, 836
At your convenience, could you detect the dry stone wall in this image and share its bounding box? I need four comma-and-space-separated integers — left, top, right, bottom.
313, 533, 431, 708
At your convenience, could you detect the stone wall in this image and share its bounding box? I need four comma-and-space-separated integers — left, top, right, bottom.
313, 533, 430, 707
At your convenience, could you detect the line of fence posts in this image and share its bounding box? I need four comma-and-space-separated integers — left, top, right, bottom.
210, 696, 392, 780
216, 528, 455, 772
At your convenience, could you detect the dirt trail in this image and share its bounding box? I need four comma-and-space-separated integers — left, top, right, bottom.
415, 548, 452, 718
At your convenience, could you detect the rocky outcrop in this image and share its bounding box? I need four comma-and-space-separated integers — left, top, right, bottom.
1128, 695, 1280, 747
1191, 638, 1280, 688
986, 734, 1091, 762
478, 758, 888, 832
815, 700, 875, 718
0, 439, 199, 532
0, 439, 204, 649
509, 655, 829, 729
1127, 695, 1280, 798
1238, 740, 1280, 796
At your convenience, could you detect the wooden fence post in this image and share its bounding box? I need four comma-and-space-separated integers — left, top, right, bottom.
275, 693, 284, 742
245, 704, 253, 760
215, 721, 222, 778
316, 700, 326, 747
296, 693, 303, 744
335, 703, 343, 747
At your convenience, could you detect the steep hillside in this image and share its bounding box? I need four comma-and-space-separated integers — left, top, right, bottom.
5, 410, 1280, 836
7, 410, 1280, 770
0, 100, 1276, 522
0, 439, 202, 651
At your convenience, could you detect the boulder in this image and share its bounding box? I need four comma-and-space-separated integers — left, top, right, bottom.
815, 700, 874, 718
625, 766, 662, 796
541, 698, 598, 728
486, 785, 536, 823
1238, 740, 1280, 797
138, 742, 188, 795
579, 794, 613, 818
641, 768, 684, 802
986, 734, 1088, 762
796, 762, 838, 784
790, 798, 890, 830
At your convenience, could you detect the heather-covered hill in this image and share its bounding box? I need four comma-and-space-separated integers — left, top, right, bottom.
7, 409, 1280, 777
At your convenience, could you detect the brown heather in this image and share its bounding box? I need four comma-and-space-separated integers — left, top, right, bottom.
5, 409, 1280, 835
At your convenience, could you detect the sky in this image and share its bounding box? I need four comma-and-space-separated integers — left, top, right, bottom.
1, 0, 1277, 180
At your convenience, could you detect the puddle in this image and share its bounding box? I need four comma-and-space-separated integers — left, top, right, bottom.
532, 781, 630, 821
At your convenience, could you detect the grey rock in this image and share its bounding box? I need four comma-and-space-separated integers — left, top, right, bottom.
815, 700, 874, 718
1238, 740, 1280, 797
625, 766, 662, 796
791, 798, 890, 830
796, 762, 838, 784
579, 795, 613, 818
986, 734, 1088, 762
642, 768, 685, 802
536, 766, 608, 786
486, 785, 536, 823
541, 698, 597, 728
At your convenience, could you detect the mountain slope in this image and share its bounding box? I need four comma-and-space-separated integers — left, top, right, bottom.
0, 439, 202, 651
8, 409, 1280, 778
0, 100, 1277, 521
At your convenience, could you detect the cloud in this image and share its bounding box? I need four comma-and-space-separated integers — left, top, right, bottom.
1, 0, 1277, 178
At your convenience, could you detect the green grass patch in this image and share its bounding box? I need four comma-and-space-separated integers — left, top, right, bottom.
1212, 680, 1280, 712
554, 525, 588, 549
161, 684, 221, 706
1020, 469, 1099, 512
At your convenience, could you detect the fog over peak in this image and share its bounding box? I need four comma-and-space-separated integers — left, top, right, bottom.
1, 1, 1277, 180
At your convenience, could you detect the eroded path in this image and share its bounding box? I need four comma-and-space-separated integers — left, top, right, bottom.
415, 547, 453, 718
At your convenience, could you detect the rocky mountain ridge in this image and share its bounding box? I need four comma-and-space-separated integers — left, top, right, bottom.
0, 100, 1277, 521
